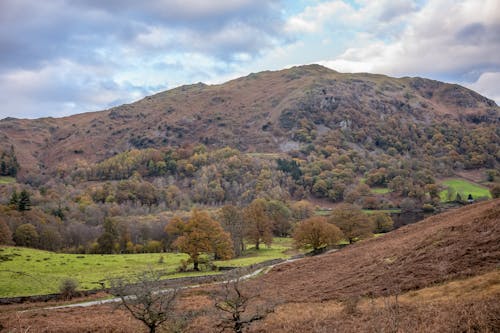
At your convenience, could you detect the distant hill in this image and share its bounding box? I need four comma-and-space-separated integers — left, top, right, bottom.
1, 64, 498, 176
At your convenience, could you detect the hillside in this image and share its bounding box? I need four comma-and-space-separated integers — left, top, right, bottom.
1, 200, 498, 332
255, 199, 500, 302
1, 65, 498, 175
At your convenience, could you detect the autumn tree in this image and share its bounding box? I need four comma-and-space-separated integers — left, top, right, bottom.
328, 204, 373, 244
293, 216, 344, 252
165, 209, 233, 271
265, 200, 292, 237
218, 205, 245, 257
370, 212, 394, 233
243, 198, 273, 250
290, 200, 314, 220
97, 218, 119, 254
14, 223, 39, 247
0, 217, 12, 245
490, 184, 500, 199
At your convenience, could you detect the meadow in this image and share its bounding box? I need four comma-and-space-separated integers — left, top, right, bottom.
0, 238, 295, 297
439, 178, 492, 202
0, 176, 15, 184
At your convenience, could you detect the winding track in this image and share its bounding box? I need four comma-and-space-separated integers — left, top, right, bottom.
42, 255, 310, 310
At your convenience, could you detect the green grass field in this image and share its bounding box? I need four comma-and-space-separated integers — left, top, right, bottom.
439, 179, 492, 202
219, 237, 298, 267
370, 187, 392, 194
362, 208, 401, 214
0, 238, 295, 297
0, 176, 16, 184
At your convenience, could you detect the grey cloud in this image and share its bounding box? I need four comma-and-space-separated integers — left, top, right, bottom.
0, 0, 285, 72
456, 23, 500, 45
378, 0, 417, 21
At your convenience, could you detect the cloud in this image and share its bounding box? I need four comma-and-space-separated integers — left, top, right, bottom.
0, 0, 288, 118
314, 0, 500, 82
0, 60, 153, 119
466, 72, 500, 105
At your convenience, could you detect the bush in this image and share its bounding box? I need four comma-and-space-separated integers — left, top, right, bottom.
59, 277, 79, 300
422, 204, 435, 212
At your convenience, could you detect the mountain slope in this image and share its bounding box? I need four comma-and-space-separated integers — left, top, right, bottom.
1, 65, 498, 175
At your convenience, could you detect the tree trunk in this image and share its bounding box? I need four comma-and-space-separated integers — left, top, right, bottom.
193, 260, 199, 271
255, 240, 260, 250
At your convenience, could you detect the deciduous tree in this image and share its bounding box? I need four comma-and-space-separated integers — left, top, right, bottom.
328, 204, 373, 244
110, 270, 179, 333
214, 271, 276, 333
371, 212, 394, 233
293, 216, 343, 252
218, 205, 245, 257
165, 209, 233, 271
0, 217, 12, 245
14, 223, 39, 247
243, 199, 273, 250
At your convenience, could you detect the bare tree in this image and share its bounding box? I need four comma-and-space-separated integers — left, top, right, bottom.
110, 270, 178, 333
214, 271, 276, 333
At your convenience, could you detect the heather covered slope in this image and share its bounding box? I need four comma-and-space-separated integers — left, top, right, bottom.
1, 65, 498, 175
255, 199, 500, 302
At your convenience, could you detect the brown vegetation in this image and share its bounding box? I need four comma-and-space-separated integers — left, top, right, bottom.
254, 200, 499, 303
1, 200, 498, 332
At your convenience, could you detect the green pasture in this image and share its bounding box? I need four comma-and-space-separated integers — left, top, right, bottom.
0, 238, 295, 297
362, 208, 401, 214
370, 187, 392, 194
439, 178, 491, 202
0, 176, 15, 184
218, 237, 298, 267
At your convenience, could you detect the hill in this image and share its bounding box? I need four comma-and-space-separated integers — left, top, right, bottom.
1, 64, 498, 176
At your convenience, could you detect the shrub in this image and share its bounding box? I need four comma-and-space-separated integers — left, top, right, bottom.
59, 277, 79, 300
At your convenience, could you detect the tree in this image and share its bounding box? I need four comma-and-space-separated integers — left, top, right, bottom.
97, 218, 119, 254
328, 204, 373, 244
243, 199, 273, 250
9, 190, 19, 208
218, 205, 245, 257
293, 216, 344, 252
0, 217, 12, 245
214, 271, 276, 333
400, 198, 417, 213
110, 270, 179, 333
14, 223, 39, 247
18, 190, 31, 211
490, 184, 500, 199
371, 212, 394, 233
165, 210, 233, 271
39, 226, 63, 251
290, 200, 314, 220
265, 200, 292, 237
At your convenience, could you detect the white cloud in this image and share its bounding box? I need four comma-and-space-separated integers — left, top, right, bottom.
466, 72, 500, 105
313, 0, 500, 90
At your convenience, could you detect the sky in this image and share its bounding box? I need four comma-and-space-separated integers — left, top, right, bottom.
1, 0, 499, 119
